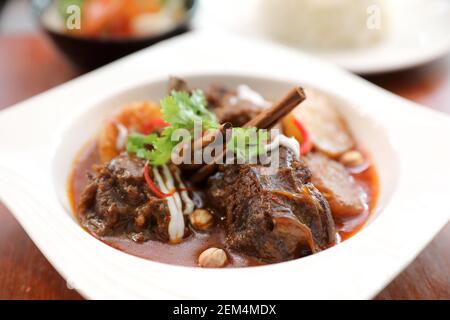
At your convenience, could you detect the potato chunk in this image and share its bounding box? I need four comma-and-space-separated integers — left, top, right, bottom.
306, 152, 367, 218
284, 90, 354, 157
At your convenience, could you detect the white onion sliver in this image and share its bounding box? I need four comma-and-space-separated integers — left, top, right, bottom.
152, 167, 184, 242
265, 134, 301, 160
172, 167, 195, 215
279, 135, 300, 160
237, 84, 272, 109
115, 122, 128, 150
161, 165, 183, 213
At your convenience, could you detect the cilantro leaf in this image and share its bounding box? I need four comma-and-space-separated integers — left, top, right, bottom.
126, 89, 270, 166
126, 90, 218, 165
161, 90, 218, 130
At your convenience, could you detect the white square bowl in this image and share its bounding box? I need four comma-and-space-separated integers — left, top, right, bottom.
0, 31, 449, 299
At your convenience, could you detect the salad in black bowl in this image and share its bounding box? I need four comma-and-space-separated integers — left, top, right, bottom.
33, 0, 196, 70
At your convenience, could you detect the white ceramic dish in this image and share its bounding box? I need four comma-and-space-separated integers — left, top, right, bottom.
194, 0, 450, 74
0, 31, 449, 299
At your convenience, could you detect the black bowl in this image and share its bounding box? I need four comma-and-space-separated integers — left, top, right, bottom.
0, 0, 6, 13
32, 0, 196, 70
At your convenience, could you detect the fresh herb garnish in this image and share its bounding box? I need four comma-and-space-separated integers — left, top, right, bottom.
127, 90, 218, 165
126, 90, 269, 166
161, 90, 218, 131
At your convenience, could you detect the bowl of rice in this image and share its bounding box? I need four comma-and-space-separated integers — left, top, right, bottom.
259, 0, 387, 50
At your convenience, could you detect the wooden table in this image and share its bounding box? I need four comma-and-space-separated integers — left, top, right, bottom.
0, 34, 449, 300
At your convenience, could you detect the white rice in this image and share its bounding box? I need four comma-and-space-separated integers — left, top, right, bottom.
259, 0, 387, 50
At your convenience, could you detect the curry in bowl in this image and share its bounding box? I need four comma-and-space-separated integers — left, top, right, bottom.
68, 77, 378, 267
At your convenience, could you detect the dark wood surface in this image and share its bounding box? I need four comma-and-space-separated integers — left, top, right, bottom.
0, 34, 448, 300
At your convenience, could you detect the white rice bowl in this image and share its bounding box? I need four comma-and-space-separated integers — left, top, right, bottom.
259, 0, 388, 50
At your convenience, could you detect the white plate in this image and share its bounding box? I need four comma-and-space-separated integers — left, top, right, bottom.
0, 31, 449, 299
194, 0, 450, 74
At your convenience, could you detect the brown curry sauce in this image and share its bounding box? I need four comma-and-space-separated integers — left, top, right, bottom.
68, 141, 379, 267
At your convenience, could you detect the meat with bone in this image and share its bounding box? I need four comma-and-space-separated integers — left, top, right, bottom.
207, 147, 336, 263
167, 78, 271, 128
205, 84, 269, 127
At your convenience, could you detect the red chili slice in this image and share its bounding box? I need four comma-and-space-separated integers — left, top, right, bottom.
143, 162, 192, 199
293, 118, 313, 155
141, 118, 169, 134
143, 162, 172, 198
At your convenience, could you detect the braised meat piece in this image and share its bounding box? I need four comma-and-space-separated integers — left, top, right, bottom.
305, 152, 367, 218
168, 76, 189, 92
78, 154, 170, 242
207, 148, 336, 263
205, 85, 266, 127
167, 79, 268, 127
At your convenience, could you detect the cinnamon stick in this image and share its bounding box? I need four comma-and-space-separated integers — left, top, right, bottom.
180, 122, 232, 171
244, 87, 306, 129
191, 86, 306, 183
192, 122, 232, 151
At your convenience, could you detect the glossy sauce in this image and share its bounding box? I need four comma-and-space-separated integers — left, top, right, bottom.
68, 142, 379, 267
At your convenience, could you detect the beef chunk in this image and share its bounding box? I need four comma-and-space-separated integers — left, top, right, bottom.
78, 154, 170, 242
168, 76, 189, 92
166, 79, 268, 127
306, 152, 367, 218
207, 148, 336, 263
205, 85, 266, 127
